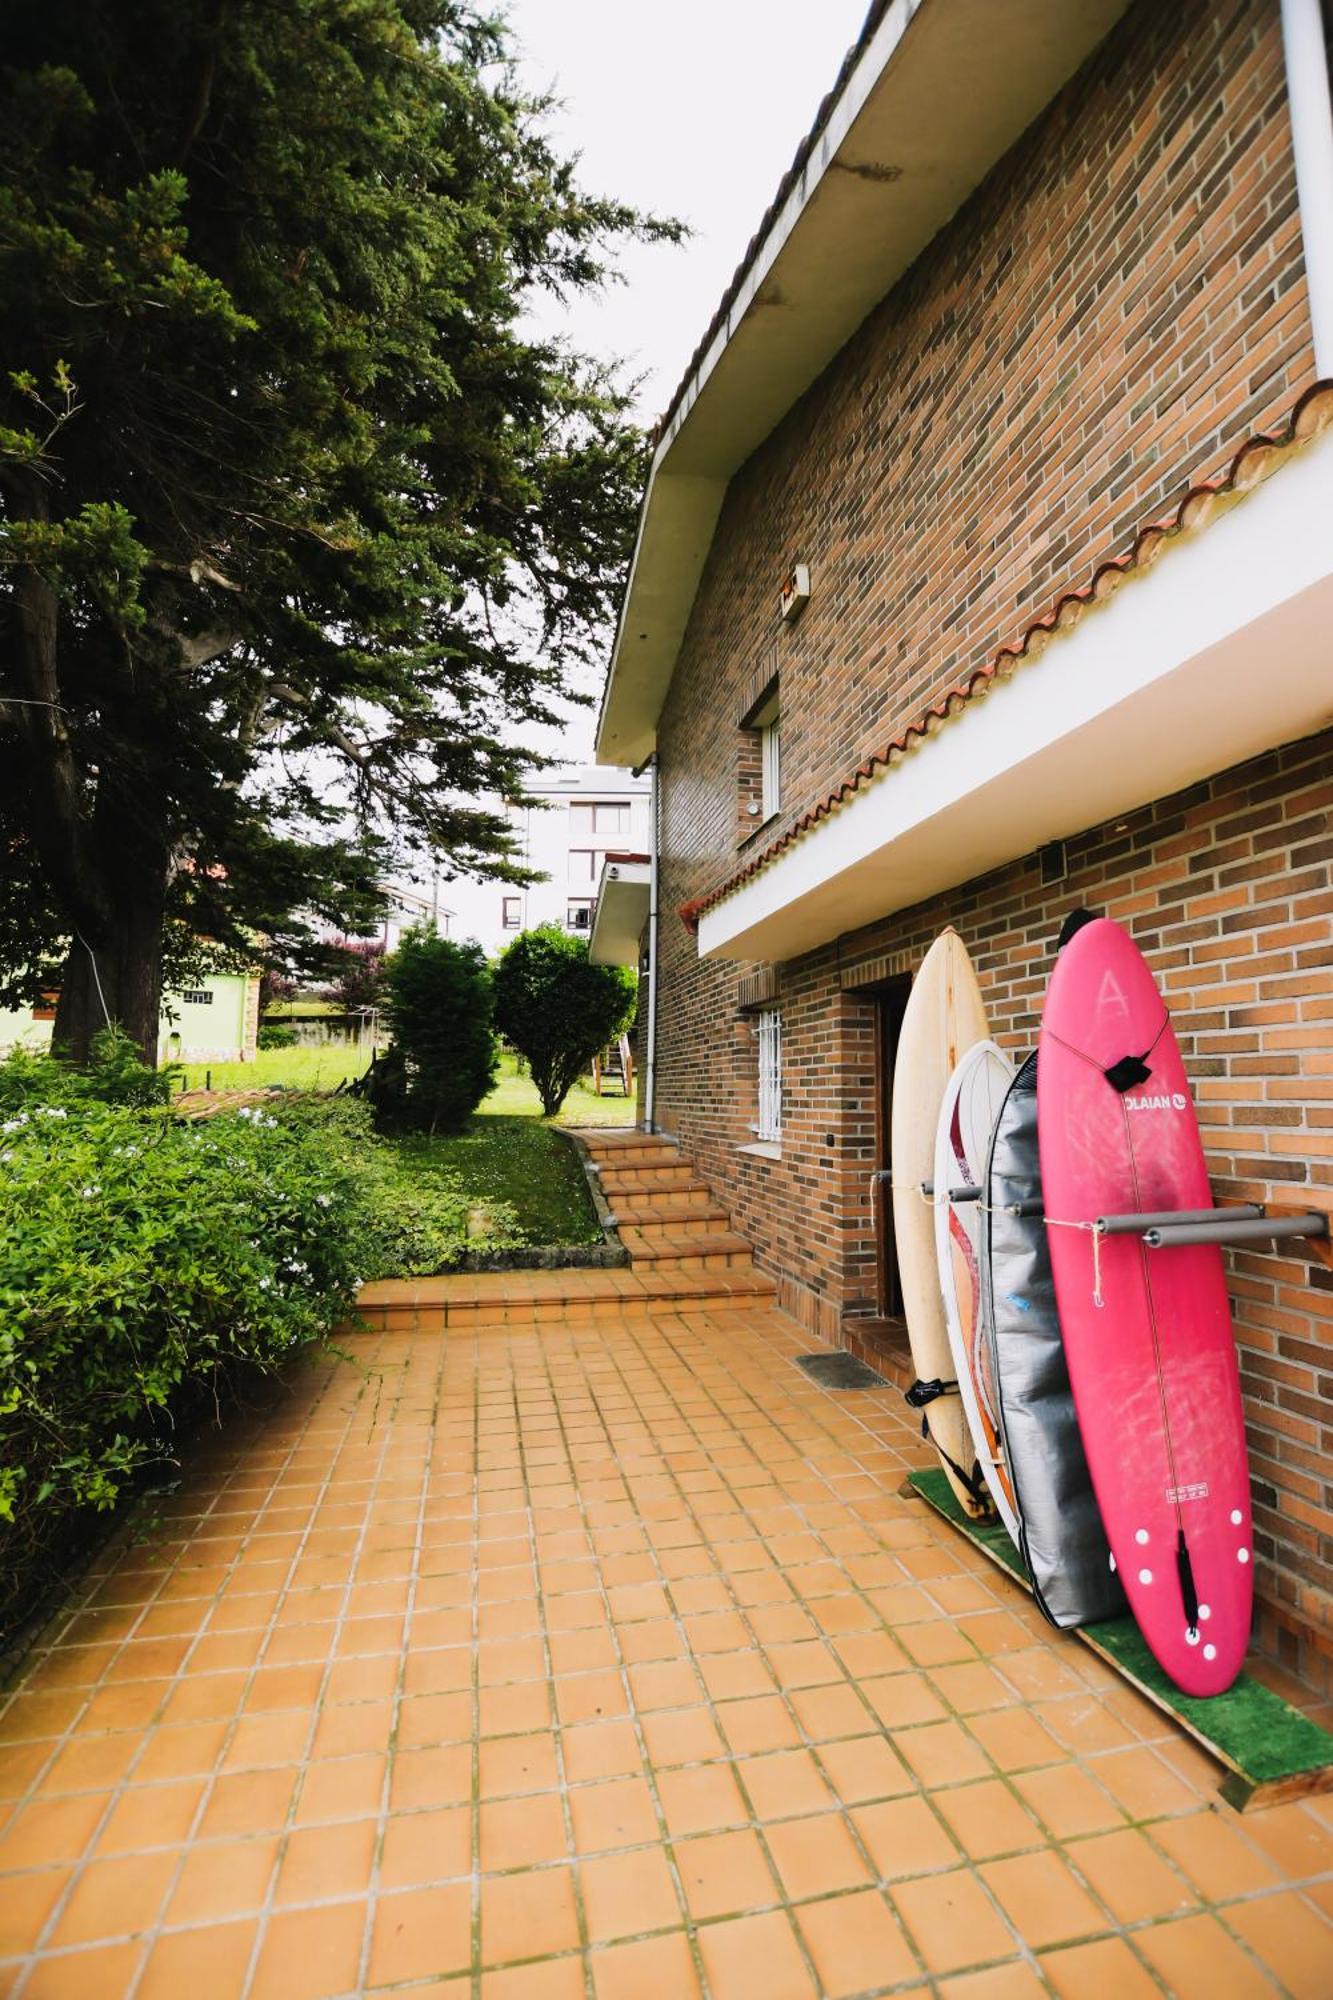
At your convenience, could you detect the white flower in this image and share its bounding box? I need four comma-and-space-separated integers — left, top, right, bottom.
80, 1185, 100, 1199
1, 1116, 29, 1134
315, 1193, 331, 1208
36, 1107, 67, 1120
258, 1276, 273, 1291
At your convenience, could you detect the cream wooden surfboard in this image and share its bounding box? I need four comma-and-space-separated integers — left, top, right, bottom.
891, 929, 993, 1518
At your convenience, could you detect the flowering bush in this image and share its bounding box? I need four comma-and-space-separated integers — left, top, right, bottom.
0, 1058, 514, 1637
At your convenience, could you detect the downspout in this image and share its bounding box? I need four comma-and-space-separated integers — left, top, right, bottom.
630, 752, 660, 1131
1282, 0, 1333, 375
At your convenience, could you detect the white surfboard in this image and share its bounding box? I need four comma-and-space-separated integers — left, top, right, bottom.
934, 1040, 1020, 1541
891, 930, 992, 1518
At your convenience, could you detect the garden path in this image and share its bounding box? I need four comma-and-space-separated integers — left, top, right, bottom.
1, 1300, 1331, 1998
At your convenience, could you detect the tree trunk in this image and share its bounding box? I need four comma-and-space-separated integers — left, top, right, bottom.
52, 884, 167, 1067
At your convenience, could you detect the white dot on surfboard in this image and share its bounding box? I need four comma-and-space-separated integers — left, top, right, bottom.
1108, 1553, 1117, 1573
1138, 1568, 1153, 1585
1230, 1509, 1243, 1526
1203, 1644, 1217, 1661
1135, 1528, 1149, 1545
1238, 1548, 1250, 1564
1185, 1628, 1200, 1646
1198, 1604, 1211, 1620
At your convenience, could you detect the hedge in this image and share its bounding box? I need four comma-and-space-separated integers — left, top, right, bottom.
0, 1041, 517, 1638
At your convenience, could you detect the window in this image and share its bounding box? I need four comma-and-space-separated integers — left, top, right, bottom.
568, 848, 598, 883
755, 1008, 782, 1143
181, 989, 213, 1005
502, 896, 522, 929
755, 690, 781, 821
567, 900, 592, 930
740, 681, 780, 836
571, 801, 630, 836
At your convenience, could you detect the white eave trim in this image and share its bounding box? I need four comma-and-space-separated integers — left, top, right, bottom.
698, 426, 1333, 964
596, 0, 1132, 768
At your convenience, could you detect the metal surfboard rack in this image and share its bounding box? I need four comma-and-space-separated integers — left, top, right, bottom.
1092, 1202, 1332, 1264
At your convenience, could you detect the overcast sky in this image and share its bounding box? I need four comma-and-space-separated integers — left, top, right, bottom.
501, 0, 871, 764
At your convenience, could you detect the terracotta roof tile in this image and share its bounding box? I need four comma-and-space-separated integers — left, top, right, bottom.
681, 378, 1333, 936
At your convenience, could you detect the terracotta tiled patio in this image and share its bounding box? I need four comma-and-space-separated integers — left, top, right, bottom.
2, 1299, 1331, 1999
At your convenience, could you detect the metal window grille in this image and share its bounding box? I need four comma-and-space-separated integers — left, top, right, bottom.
756, 1008, 782, 1142
761, 718, 781, 819
181, 989, 213, 1005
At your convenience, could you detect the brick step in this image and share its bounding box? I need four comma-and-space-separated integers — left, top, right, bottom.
354, 1266, 775, 1332
568, 1128, 678, 1162
588, 1152, 680, 1176
597, 1164, 708, 1194
606, 1184, 717, 1214
608, 1204, 733, 1238
618, 1228, 756, 1272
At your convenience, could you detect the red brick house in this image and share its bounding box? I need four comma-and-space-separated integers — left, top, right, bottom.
590, 0, 1333, 1678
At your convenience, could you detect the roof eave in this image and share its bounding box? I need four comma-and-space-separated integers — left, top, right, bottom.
595, 0, 1131, 768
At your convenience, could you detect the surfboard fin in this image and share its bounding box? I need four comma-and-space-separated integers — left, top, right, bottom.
1176, 1528, 1201, 1633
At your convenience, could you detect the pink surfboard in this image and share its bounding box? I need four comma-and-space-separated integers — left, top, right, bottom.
1037, 917, 1252, 1696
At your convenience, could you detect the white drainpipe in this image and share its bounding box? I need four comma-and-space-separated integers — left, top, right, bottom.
1282, 0, 1333, 376
644, 753, 659, 1131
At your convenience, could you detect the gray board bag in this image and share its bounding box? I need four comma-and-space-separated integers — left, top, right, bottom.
980, 1052, 1125, 1629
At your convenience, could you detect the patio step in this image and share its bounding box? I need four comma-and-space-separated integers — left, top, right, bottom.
608, 1203, 733, 1237
587, 1146, 683, 1175
617, 1228, 756, 1272
597, 1163, 705, 1195
570, 1128, 679, 1164
356, 1264, 775, 1331
604, 1183, 717, 1214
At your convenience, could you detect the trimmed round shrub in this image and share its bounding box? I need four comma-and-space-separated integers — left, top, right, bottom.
494, 924, 636, 1117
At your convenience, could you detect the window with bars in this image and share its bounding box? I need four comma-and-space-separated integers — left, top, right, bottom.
755, 1008, 782, 1143
181, 989, 213, 1005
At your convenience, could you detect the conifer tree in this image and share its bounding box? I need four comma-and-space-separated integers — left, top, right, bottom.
0, 1, 675, 1057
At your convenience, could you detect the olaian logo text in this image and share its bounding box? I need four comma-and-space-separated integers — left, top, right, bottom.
1125, 1092, 1188, 1113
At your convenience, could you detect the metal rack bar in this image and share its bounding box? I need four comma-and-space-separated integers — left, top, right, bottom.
1144, 1213, 1330, 1251
1095, 1205, 1264, 1236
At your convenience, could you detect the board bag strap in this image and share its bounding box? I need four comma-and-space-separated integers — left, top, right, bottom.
905, 1380, 990, 1512
905, 1376, 957, 1409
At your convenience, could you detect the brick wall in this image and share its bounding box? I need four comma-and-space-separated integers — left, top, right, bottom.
658, 0, 1311, 908
648, 0, 1331, 1669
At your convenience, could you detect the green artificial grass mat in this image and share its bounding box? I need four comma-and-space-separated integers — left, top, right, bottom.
908, 1466, 1333, 1806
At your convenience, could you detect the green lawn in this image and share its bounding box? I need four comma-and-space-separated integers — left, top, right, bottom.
177, 1046, 637, 1127
388, 1119, 601, 1247
174, 1048, 632, 1254
177, 1044, 372, 1093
